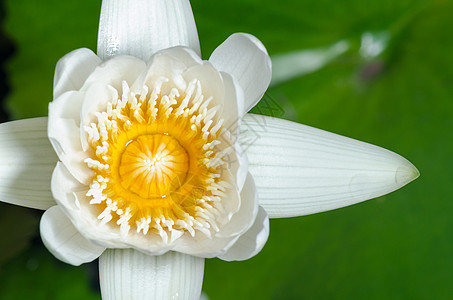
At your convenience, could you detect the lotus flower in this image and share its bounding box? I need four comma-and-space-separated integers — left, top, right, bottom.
0, 0, 418, 299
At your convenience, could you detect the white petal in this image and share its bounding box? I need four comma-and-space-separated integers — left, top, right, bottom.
216, 172, 258, 239
0, 118, 57, 210
170, 173, 257, 258
172, 231, 239, 259
182, 62, 225, 111
157, 46, 203, 68
40, 205, 106, 266
48, 91, 93, 184
228, 141, 248, 191
50, 90, 84, 122
97, 0, 200, 61
131, 51, 190, 94
80, 83, 117, 129
99, 249, 204, 300
53, 48, 101, 98
220, 71, 244, 132
81, 55, 146, 92
240, 114, 419, 218
51, 162, 128, 249
218, 206, 269, 261
209, 33, 271, 113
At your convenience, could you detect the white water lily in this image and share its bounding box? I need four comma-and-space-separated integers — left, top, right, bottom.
47, 43, 263, 261
0, 0, 419, 299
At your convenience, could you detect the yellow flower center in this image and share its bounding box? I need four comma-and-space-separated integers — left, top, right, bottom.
118, 134, 189, 198
83, 79, 232, 241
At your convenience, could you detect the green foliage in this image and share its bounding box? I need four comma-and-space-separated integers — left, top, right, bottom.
5, 0, 100, 118
0, 246, 100, 300
0, 203, 39, 265
4, 0, 452, 299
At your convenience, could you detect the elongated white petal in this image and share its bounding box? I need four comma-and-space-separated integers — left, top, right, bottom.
240, 114, 419, 218
209, 33, 271, 113
270, 40, 349, 86
40, 205, 106, 266
0, 118, 57, 210
218, 206, 269, 261
53, 48, 101, 98
97, 0, 200, 61
99, 249, 204, 300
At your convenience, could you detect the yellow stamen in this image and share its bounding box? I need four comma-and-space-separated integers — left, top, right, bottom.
84, 79, 231, 241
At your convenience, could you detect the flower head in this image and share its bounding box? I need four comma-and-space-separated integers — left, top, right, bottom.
48, 46, 263, 258
0, 0, 418, 298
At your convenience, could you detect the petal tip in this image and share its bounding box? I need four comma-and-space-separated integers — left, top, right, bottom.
395, 160, 420, 187
235, 32, 268, 55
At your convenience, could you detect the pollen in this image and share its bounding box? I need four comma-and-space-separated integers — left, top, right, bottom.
83, 78, 232, 242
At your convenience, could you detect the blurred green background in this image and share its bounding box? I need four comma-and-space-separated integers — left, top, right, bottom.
0, 0, 451, 299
